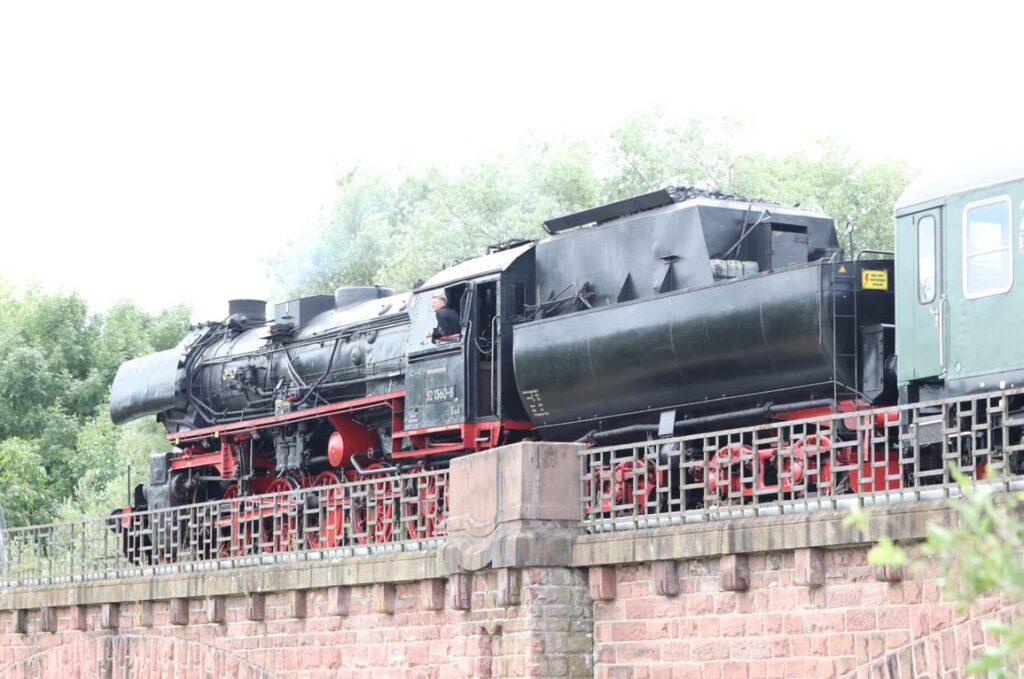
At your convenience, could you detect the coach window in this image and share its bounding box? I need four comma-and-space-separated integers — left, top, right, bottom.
917, 215, 936, 304
963, 196, 1012, 298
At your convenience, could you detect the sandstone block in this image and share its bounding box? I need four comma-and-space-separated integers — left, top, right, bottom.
170, 598, 189, 626
794, 548, 825, 587
420, 579, 446, 611
651, 561, 680, 597
289, 590, 307, 619
589, 566, 617, 601
246, 593, 265, 621
720, 554, 750, 592
373, 584, 396, 615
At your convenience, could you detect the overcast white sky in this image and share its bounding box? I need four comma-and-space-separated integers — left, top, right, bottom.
0, 1, 1020, 321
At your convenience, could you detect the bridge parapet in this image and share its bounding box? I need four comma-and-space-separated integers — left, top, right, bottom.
1, 466, 450, 590
0, 387, 1022, 677
579, 387, 1024, 534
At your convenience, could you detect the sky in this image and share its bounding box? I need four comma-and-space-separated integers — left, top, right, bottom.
1, 1, 1021, 322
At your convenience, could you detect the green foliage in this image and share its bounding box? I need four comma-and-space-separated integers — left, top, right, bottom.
54, 417, 168, 522
0, 285, 190, 526
922, 480, 1024, 677
270, 114, 912, 296
862, 471, 1024, 677
731, 139, 910, 255
0, 438, 48, 527
605, 115, 740, 198
867, 536, 910, 569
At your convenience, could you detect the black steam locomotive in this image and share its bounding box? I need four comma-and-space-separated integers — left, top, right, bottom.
110, 187, 897, 517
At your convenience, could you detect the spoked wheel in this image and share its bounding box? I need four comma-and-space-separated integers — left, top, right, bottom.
612, 459, 658, 513
351, 486, 399, 545
261, 476, 301, 553
306, 470, 345, 550
792, 435, 834, 495
264, 476, 299, 495
584, 459, 659, 518
222, 516, 262, 558
583, 464, 614, 517
405, 474, 447, 540
217, 484, 241, 558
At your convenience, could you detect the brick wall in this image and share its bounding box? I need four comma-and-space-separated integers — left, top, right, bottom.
591, 547, 1014, 679
0, 443, 1014, 678
0, 567, 591, 679
3, 547, 1013, 679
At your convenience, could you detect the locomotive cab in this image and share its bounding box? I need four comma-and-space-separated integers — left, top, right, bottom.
399, 242, 535, 453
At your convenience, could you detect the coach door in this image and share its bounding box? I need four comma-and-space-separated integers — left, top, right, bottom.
908, 208, 946, 379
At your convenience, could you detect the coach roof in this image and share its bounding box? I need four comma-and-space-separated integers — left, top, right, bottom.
896, 148, 1024, 214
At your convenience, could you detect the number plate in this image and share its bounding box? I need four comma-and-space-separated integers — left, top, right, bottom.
425, 384, 456, 403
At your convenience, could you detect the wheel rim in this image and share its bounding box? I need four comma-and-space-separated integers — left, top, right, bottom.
265, 477, 297, 495
373, 498, 395, 544
225, 518, 259, 557
351, 492, 396, 545
613, 460, 656, 510
216, 485, 246, 557
406, 475, 447, 540
261, 476, 300, 552
307, 471, 344, 549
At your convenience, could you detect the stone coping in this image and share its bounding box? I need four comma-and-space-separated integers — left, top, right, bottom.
0, 499, 957, 612
571, 499, 955, 567
0, 548, 445, 611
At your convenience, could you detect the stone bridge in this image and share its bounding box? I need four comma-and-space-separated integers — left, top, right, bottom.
0, 442, 1008, 678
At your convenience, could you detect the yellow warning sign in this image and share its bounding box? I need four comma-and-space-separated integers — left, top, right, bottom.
861, 269, 889, 291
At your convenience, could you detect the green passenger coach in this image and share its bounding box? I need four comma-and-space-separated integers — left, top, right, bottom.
895, 161, 1024, 403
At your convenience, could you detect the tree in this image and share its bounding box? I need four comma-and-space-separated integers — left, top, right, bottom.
54, 416, 169, 521
270, 114, 911, 297
0, 284, 190, 525
0, 438, 49, 527
730, 139, 910, 255
604, 115, 741, 198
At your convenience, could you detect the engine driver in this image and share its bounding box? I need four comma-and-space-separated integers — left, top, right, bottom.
429, 293, 461, 341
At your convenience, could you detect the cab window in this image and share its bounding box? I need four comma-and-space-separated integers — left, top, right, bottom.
917, 215, 936, 304
963, 197, 1012, 298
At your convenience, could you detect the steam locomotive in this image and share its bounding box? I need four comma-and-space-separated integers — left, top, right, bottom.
110, 186, 901, 516
111, 162, 1024, 524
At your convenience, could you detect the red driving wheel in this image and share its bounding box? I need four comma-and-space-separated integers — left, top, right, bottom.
306, 470, 345, 549
406, 475, 447, 540
613, 459, 657, 510
217, 484, 240, 557
791, 435, 833, 493
261, 476, 300, 552
352, 482, 397, 545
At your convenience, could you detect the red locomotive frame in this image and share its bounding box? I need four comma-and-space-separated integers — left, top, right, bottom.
142, 390, 532, 549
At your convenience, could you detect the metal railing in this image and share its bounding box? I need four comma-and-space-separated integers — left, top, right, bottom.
0, 467, 448, 589
0, 502, 8, 572
580, 388, 1024, 532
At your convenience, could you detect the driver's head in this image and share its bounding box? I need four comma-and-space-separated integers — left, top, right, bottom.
431, 293, 447, 312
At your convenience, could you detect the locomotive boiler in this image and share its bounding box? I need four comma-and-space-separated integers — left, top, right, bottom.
110, 186, 897, 517
111, 245, 537, 511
